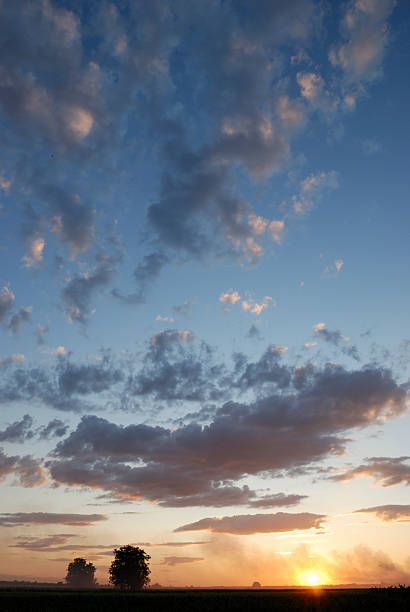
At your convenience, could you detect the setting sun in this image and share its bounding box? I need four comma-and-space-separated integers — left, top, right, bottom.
306, 573, 320, 586
298, 570, 328, 587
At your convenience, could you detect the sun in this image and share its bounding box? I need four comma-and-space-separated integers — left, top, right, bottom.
306, 572, 320, 586
297, 569, 327, 587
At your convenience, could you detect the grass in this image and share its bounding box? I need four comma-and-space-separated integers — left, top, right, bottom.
0, 587, 409, 611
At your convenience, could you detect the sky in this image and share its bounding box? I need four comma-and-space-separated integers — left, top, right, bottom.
0, 0, 409, 587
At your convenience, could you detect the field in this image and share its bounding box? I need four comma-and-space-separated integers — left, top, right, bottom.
0, 587, 409, 611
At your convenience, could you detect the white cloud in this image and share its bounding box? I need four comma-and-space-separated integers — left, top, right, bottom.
219, 290, 241, 305
248, 214, 268, 236
42, 346, 67, 356
268, 220, 284, 243
156, 315, 175, 323
243, 237, 264, 261
65, 107, 94, 141
21, 237, 45, 268
304, 341, 317, 349
292, 171, 339, 215
242, 295, 274, 316
329, 0, 395, 84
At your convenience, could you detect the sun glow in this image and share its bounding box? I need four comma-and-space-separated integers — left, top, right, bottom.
298, 569, 328, 587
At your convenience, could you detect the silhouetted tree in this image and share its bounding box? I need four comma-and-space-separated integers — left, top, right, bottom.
109, 545, 151, 590
65, 557, 96, 588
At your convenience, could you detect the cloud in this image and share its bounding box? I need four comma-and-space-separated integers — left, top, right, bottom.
234, 345, 291, 391
331, 456, 410, 487
291, 171, 339, 215
47, 361, 407, 506
42, 346, 67, 356
160, 556, 204, 566
156, 541, 211, 548
21, 237, 45, 268
0, 414, 34, 443
175, 512, 326, 535
321, 259, 344, 279
112, 251, 168, 305
304, 341, 317, 349
39, 419, 69, 440
329, 0, 396, 84
45, 187, 95, 257
0, 354, 25, 368
241, 295, 274, 316
0, 512, 108, 527
246, 324, 262, 341
248, 493, 308, 509
123, 330, 225, 404
354, 504, 410, 522
142, 1, 316, 262
313, 322, 360, 361
361, 138, 382, 155
9, 533, 120, 554
172, 297, 196, 318
10, 534, 80, 550
268, 220, 285, 243
57, 356, 123, 396
63, 255, 117, 325
0, 448, 46, 487
35, 323, 49, 345
8, 306, 32, 334
0, 286, 15, 322
219, 290, 241, 305
248, 214, 268, 236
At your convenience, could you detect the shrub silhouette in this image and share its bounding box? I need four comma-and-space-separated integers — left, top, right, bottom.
65, 557, 96, 588
109, 545, 151, 590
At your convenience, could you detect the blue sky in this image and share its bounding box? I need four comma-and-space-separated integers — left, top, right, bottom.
0, 0, 409, 586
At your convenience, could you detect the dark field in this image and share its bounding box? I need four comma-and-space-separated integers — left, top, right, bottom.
0, 588, 409, 612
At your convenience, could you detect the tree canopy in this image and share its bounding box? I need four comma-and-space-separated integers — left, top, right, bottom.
65, 557, 96, 588
109, 545, 151, 590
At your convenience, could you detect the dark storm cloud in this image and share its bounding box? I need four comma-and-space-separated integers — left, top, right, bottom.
331, 456, 410, 487
58, 357, 123, 396
124, 330, 226, 403
175, 512, 326, 535
112, 251, 169, 305
47, 363, 406, 506
0, 414, 34, 443
0, 365, 93, 413
142, 0, 315, 260
0, 448, 46, 487
7, 306, 32, 334
354, 504, 410, 521
159, 485, 256, 508
62, 254, 118, 325
0, 512, 108, 527
234, 345, 292, 390
39, 419, 69, 439
40, 185, 95, 256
